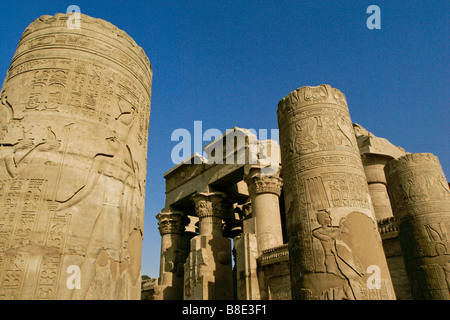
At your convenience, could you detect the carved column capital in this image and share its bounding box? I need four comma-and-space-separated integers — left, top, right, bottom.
191, 192, 228, 236
156, 211, 189, 236
191, 192, 227, 219
244, 170, 283, 197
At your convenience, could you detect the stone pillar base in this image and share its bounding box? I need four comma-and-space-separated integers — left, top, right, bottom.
184, 235, 233, 300
234, 233, 260, 300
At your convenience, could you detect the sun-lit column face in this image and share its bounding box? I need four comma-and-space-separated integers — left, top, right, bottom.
385, 153, 450, 300
156, 211, 189, 299
244, 168, 283, 254
277, 84, 396, 300
0, 13, 152, 300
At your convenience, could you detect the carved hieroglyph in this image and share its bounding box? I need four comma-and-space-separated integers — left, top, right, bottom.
277, 84, 396, 299
0, 13, 152, 299
385, 153, 450, 299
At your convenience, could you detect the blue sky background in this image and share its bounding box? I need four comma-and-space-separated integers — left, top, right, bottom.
0, 1, 448, 278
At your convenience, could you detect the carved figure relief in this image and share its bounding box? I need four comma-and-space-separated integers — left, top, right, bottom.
294, 119, 317, 154
0, 13, 151, 300
304, 85, 328, 103
336, 117, 354, 148
288, 114, 356, 156
310, 210, 358, 299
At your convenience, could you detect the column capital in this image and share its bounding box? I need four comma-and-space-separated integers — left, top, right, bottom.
156, 211, 189, 235
244, 169, 283, 196
191, 192, 227, 219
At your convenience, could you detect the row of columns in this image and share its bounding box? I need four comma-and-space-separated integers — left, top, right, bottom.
156, 85, 449, 300
155, 167, 284, 300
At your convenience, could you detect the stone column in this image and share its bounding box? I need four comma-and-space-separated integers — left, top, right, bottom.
184, 192, 233, 300
385, 153, 450, 300
156, 211, 190, 300
195, 192, 225, 237
277, 84, 395, 300
234, 232, 260, 300
0, 13, 152, 299
353, 123, 406, 221
362, 154, 395, 221
244, 166, 284, 255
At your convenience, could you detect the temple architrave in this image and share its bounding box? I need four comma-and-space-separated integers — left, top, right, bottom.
148, 85, 449, 300
0, 14, 152, 299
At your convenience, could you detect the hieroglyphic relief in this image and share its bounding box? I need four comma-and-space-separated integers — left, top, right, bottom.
0, 253, 27, 299
277, 84, 348, 115
5, 55, 150, 149
13, 14, 152, 90
35, 254, 60, 300
0, 13, 151, 300
12, 179, 47, 246
385, 153, 450, 299
278, 85, 396, 299
322, 172, 370, 209
280, 112, 358, 160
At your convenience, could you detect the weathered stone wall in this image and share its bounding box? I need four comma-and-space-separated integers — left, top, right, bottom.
0, 13, 152, 299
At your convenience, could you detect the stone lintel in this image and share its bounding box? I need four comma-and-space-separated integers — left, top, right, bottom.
353, 123, 406, 159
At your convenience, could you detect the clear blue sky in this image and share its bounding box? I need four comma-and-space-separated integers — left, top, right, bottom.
0, 1, 448, 278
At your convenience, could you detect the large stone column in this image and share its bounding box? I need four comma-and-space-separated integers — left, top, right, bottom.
156, 211, 190, 300
0, 14, 152, 299
244, 166, 284, 255
277, 84, 395, 300
385, 153, 450, 299
184, 192, 233, 300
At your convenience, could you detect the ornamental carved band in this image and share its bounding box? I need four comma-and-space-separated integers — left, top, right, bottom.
0, 14, 152, 299
277, 84, 396, 300
385, 153, 450, 300
245, 172, 283, 196
157, 212, 189, 235
191, 192, 226, 219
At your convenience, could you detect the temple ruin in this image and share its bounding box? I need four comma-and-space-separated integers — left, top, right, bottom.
147, 85, 450, 300
0, 13, 448, 300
